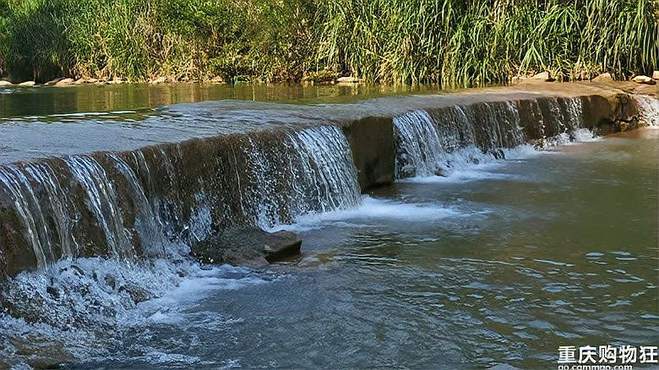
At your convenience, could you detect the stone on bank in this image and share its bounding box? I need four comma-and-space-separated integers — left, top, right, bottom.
632, 75, 656, 85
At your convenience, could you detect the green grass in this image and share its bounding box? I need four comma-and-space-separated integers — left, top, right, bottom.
0, 0, 656, 85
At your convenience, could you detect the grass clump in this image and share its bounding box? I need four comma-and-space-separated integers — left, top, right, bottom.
0, 0, 656, 86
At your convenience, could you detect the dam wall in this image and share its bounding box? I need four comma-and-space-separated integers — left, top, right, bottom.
0, 86, 655, 277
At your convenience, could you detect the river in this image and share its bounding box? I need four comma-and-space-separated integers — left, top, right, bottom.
0, 83, 657, 369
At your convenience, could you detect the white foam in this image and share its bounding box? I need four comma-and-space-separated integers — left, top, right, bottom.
0, 257, 271, 367
545, 128, 599, 146
400, 145, 537, 184
270, 196, 461, 232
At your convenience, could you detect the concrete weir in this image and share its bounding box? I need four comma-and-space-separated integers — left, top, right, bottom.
0, 82, 656, 277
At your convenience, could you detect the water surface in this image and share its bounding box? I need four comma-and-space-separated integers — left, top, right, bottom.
62, 128, 658, 369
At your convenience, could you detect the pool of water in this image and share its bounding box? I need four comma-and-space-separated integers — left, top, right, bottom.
22, 128, 649, 369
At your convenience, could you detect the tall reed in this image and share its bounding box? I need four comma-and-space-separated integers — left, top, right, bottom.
317, 0, 659, 86
0, 0, 656, 85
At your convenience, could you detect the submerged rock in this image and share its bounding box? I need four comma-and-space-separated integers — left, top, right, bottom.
10, 336, 74, 369
118, 282, 154, 303
192, 227, 302, 266
488, 364, 521, 370
490, 148, 506, 160
632, 75, 656, 85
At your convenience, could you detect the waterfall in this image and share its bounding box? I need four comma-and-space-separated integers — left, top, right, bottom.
241, 125, 361, 228
393, 97, 593, 179
65, 155, 135, 259
394, 100, 527, 179
0, 165, 57, 269
634, 95, 659, 126
0, 125, 362, 272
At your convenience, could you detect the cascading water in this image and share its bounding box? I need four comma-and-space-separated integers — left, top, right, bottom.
0, 123, 362, 367
394, 100, 529, 179
65, 155, 135, 259
634, 95, 659, 126
393, 97, 595, 179
233, 125, 361, 228
0, 125, 362, 275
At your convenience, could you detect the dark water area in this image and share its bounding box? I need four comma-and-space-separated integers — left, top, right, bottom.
54, 129, 657, 369
0, 83, 441, 119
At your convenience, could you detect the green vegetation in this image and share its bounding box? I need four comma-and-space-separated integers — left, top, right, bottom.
0, 0, 657, 86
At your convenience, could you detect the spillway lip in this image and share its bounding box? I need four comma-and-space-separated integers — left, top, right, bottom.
1, 82, 649, 166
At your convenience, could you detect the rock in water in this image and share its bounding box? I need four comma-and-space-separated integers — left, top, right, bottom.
653, 71, 659, 80
0, 80, 12, 87
192, 226, 302, 265
632, 75, 656, 85
17, 81, 36, 87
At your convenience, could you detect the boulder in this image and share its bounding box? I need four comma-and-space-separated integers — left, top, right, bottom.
0, 80, 12, 87
653, 71, 659, 80
191, 226, 302, 265
531, 72, 555, 82
632, 75, 656, 85
54, 78, 75, 86
17, 81, 36, 87
593, 72, 613, 81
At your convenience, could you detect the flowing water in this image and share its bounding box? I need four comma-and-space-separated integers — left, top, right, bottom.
0, 85, 657, 369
